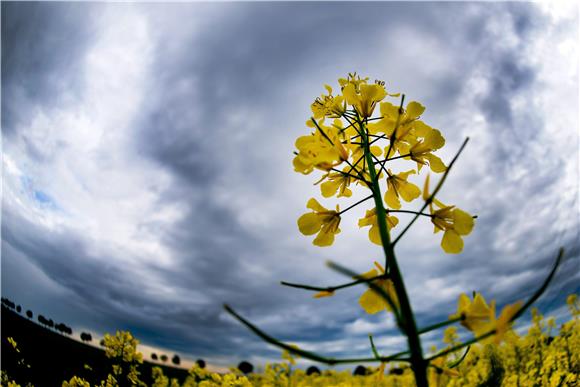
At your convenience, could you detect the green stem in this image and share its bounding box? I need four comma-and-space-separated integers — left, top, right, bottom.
369, 335, 381, 359
356, 111, 428, 387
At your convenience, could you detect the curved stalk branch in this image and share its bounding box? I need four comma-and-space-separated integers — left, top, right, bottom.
280, 273, 385, 293
418, 316, 464, 335
224, 304, 409, 365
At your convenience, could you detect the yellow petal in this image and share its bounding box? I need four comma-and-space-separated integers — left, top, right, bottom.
426, 154, 446, 173
413, 121, 432, 137
441, 229, 463, 254
313, 230, 335, 247
320, 180, 340, 198
342, 84, 358, 105
313, 290, 334, 299
424, 128, 445, 150
387, 215, 399, 230
306, 198, 327, 212
369, 224, 382, 245
313, 217, 341, 247
406, 101, 425, 119
380, 101, 399, 118
495, 301, 523, 344
398, 181, 421, 202
297, 213, 323, 236
423, 174, 431, 200
384, 186, 401, 209
359, 288, 385, 314
357, 268, 379, 280
453, 208, 475, 235
370, 146, 382, 157
293, 156, 313, 175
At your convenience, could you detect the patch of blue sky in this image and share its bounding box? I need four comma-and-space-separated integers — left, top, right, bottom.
19, 175, 60, 210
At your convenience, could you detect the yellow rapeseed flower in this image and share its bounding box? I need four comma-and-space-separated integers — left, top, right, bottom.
358, 262, 399, 314
423, 175, 474, 254
311, 84, 346, 119
384, 169, 421, 209
342, 82, 387, 118
297, 198, 341, 247
293, 120, 349, 174
402, 125, 447, 173
318, 167, 353, 198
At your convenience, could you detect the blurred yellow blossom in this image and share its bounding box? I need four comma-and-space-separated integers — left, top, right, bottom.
358, 262, 399, 314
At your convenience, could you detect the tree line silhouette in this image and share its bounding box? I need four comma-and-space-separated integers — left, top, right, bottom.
2, 297, 356, 376
2, 297, 188, 371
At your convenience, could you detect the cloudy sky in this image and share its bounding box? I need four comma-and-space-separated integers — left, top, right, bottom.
2, 1, 579, 370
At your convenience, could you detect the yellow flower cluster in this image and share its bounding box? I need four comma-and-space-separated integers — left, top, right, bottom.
294, 73, 475, 254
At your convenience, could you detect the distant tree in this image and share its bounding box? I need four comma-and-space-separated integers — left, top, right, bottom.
26, 310, 33, 319
16, 305, 22, 313
196, 359, 206, 369
353, 365, 368, 376
306, 366, 321, 375
171, 355, 180, 365
238, 361, 253, 375
160, 354, 168, 363
99, 339, 106, 347
80, 332, 93, 342
38, 314, 48, 326
151, 353, 158, 360
64, 325, 73, 335
47, 319, 54, 328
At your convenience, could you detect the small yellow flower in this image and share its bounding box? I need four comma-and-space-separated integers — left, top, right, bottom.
342, 82, 387, 118
311, 84, 346, 119
319, 167, 353, 198
384, 169, 421, 209
403, 126, 446, 173
358, 262, 399, 314
378, 101, 428, 156
358, 208, 398, 245
297, 198, 341, 247
423, 175, 474, 254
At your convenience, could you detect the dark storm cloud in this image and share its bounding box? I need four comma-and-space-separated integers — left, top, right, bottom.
1, 2, 99, 139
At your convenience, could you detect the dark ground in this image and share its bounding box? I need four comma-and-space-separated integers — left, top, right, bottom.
1, 305, 189, 386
